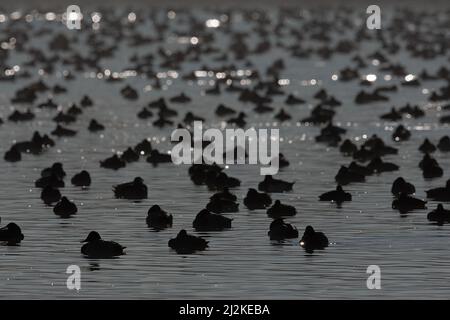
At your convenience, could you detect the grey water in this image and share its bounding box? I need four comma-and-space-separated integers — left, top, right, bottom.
1, 3, 450, 299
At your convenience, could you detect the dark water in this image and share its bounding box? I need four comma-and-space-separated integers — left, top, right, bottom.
1, 4, 450, 299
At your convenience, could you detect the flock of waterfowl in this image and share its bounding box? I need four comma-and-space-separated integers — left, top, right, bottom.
0, 5, 450, 260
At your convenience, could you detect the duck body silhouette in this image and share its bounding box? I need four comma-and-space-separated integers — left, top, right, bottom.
206, 198, 239, 213
53, 197, 77, 217
210, 188, 237, 202
437, 136, 450, 152
392, 193, 427, 214
335, 166, 365, 185
100, 154, 126, 170
35, 174, 65, 188
258, 175, 294, 193
40, 185, 61, 204
366, 157, 399, 174
268, 218, 298, 240
426, 180, 450, 201
71, 170, 91, 187
267, 200, 296, 218
134, 139, 152, 155
146, 205, 173, 229
193, 209, 232, 231
146, 150, 172, 164
244, 188, 272, 210
168, 230, 208, 254
0, 222, 24, 245
4, 146, 21, 162
319, 185, 352, 203
300, 226, 328, 252
113, 177, 148, 200
427, 204, 450, 225
391, 177, 415, 196
88, 119, 105, 132
81, 231, 125, 258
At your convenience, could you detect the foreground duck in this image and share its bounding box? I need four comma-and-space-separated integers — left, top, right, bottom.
0, 222, 24, 245
299, 226, 328, 253
268, 219, 298, 240
168, 229, 208, 254
81, 231, 126, 258
113, 177, 148, 200
146, 205, 173, 229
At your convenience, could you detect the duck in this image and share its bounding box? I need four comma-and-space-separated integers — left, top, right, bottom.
215, 104, 236, 116
41, 162, 66, 179
0, 222, 24, 245
335, 166, 365, 185
380, 107, 402, 121
244, 188, 272, 210
100, 154, 126, 170
227, 112, 247, 128
120, 85, 138, 100
206, 198, 239, 213
391, 177, 415, 196
258, 175, 294, 193
88, 119, 105, 132
348, 161, 372, 176
267, 200, 296, 218
8, 109, 35, 122
168, 229, 208, 254
137, 107, 153, 119
35, 173, 65, 188
392, 193, 427, 214
422, 161, 443, 179
437, 136, 450, 152
192, 209, 232, 231
81, 231, 126, 258
120, 147, 139, 163
71, 170, 91, 187
113, 177, 148, 200
40, 185, 61, 204
427, 204, 450, 225
210, 188, 237, 202
146, 205, 173, 229
52, 111, 77, 124
53, 197, 77, 217
419, 138, 436, 153
299, 226, 328, 252
340, 139, 358, 156
134, 139, 152, 155
426, 180, 450, 201
51, 124, 77, 137
319, 185, 352, 203
4, 146, 21, 162
366, 157, 399, 173
206, 171, 241, 190
37, 98, 58, 109
67, 104, 83, 116
80, 95, 93, 107
146, 149, 172, 164
268, 218, 298, 240
285, 94, 305, 105
274, 109, 291, 121
392, 125, 411, 142
170, 92, 191, 103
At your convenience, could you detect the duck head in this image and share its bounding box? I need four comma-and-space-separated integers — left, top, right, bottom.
177, 229, 188, 238
304, 225, 315, 236
81, 231, 101, 243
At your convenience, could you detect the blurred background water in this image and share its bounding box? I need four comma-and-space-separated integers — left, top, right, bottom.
0, 1, 450, 299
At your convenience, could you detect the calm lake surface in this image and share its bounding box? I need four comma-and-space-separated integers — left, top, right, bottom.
1, 2, 450, 299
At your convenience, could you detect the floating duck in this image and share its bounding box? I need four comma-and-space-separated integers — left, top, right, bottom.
146, 205, 173, 229
0, 222, 24, 245
81, 231, 126, 258
392, 193, 427, 214
299, 226, 328, 252
268, 218, 298, 240
192, 209, 232, 231
267, 200, 296, 218
113, 177, 148, 200
53, 197, 77, 217
71, 170, 91, 187
168, 230, 208, 254
258, 175, 294, 193
319, 185, 352, 203
391, 177, 415, 196
40, 185, 61, 204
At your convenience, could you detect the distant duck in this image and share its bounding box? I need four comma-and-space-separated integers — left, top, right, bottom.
121, 85, 138, 100
335, 166, 365, 185
51, 124, 77, 137
41, 162, 65, 179
352, 146, 375, 162
146, 205, 173, 229
100, 154, 126, 170
88, 119, 105, 132
244, 188, 272, 210
4, 146, 21, 162
420, 155, 443, 179
274, 109, 291, 121
8, 109, 35, 122
354, 90, 388, 104
215, 104, 236, 116
419, 153, 439, 170
227, 112, 247, 128
120, 147, 139, 162
392, 193, 427, 214
193, 209, 232, 231
348, 161, 372, 176
183, 112, 205, 124
437, 136, 450, 152
113, 177, 148, 200
391, 177, 415, 196
80, 95, 93, 107
134, 139, 152, 155
206, 198, 239, 213
380, 108, 402, 121
299, 226, 329, 252
170, 92, 191, 103
35, 174, 65, 188
267, 200, 296, 218
427, 204, 450, 225
392, 125, 411, 142
81, 231, 126, 258
53, 197, 77, 217
53, 111, 77, 124
319, 185, 352, 203
137, 107, 153, 119
146, 149, 172, 164
258, 175, 294, 193
426, 180, 450, 201
366, 157, 399, 173
37, 98, 58, 109
418, 139, 436, 153
0, 222, 24, 245
285, 94, 305, 105
168, 229, 208, 254
254, 103, 274, 114
40, 185, 61, 204
67, 104, 82, 116
340, 139, 358, 156
210, 188, 237, 202
71, 170, 91, 187
268, 218, 298, 240
153, 116, 174, 128
206, 171, 241, 190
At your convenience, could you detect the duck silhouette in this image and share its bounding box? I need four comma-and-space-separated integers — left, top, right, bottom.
215, 104, 236, 116
258, 175, 294, 193
40, 185, 61, 204
319, 185, 352, 203
380, 107, 402, 121
81, 231, 126, 258
210, 188, 237, 202
244, 188, 272, 210
4, 146, 21, 162
366, 157, 399, 174
80, 95, 93, 107
120, 147, 139, 163
335, 166, 365, 185
392, 193, 427, 214
121, 85, 138, 100
419, 138, 436, 153
53, 197, 77, 217
340, 139, 357, 156
170, 92, 191, 103
391, 177, 415, 196
146, 149, 172, 165
193, 209, 232, 231
0, 222, 24, 245
134, 139, 152, 155
300, 226, 328, 253
285, 94, 305, 105
146, 205, 173, 229
51, 124, 77, 137
41, 162, 65, 179
392, 125, 411, 142
53, 111, 76, 124
437, 136, 450, 152
427, 204, 450, 225
100, 154, 126, 170
137, 107, 153, 119
227, 112, 247, 128
267, 200, 296, 218
348, 161, 372, 176
268, 218, 298, 240
88, 119, 105, 132
168, 229, 208, 254
206, 198, 239, 213
71, 170, 91, 187
113, 177, 148, 200
426, 180, 450, 201
35, 173, 65, 188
